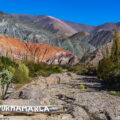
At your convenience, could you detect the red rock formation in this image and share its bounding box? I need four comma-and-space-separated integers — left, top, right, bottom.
0, 36, 79, 65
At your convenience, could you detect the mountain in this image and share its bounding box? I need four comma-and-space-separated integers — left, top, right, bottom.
81, 40, 114, 65
51, 35, 95, 58
0, 11, 94, 59
0, 11, 116, 59
92, 22, 120, 33
0, 36, 79, 65
63, 20, 95, 33
11, 14, 120, 34
51, 31, 113, 58
0, 12, 94, 59
0, 11, 55, 43
11, 14, 78, 37
88, 31, 113, 48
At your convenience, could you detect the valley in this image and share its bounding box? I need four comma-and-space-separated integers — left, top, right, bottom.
0, 10, 119, 120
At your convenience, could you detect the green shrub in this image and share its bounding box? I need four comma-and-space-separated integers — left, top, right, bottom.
97, 57, 120, 89
76, 69, 88, 75
25, 61, 63, 77
0, 69, 13, 85
0, 69, 13, 99
7, 66, 15, 74
25, 61, 49, 77
68, 65, 83, 72
0, 56, 18, 73
79, 84, 85, 90
0, 62, 3, 71
67, 65, 88, 75
97, 58, 120, 90
50, 65, 63, 73
0, 56, 18, 68
35, 70, 50, 77
97, 58, 114, 79
13, 63, 30, 84
105, 65, 120, 89
109, 91, 120, 96
97, 28, 120, 90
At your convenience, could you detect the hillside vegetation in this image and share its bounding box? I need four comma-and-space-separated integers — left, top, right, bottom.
97, 27, 120, 90
0, 56, 64, 84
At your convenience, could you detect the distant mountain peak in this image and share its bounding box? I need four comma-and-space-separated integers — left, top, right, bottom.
0, 11, 6, 15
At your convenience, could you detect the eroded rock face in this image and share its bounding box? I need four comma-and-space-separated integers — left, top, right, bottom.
82, 41, 113, 65
0, 36, 79, 65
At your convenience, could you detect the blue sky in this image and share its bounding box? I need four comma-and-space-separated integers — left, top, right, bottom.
0, 0, 120, 25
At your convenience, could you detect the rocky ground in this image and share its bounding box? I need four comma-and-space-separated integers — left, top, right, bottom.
1, 73, 120, 120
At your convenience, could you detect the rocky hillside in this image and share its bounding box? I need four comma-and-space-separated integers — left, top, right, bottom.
92, 22, 120, 33
81, 41, 113, 65
0, 12, 94, 59
11, 14, 95, 36
0, 11, 115, 59
10, 13, 115, 59
0, 36, 79, 65
51, 31, 113, 58
88, 31, 113, 48
0, 11, 55, 43
2, 73, 120, 120
69, 32, 90, 39
11, 14, 77, 37
11, 13, 120, 34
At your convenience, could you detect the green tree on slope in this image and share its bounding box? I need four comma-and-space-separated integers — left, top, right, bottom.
111, 27, 120, 64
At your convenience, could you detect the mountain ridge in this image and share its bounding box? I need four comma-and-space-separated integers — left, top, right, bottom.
11, 13, 120, 35
11, 14, 78, 37
0, 36, 79, 65
0, 11, 115, 60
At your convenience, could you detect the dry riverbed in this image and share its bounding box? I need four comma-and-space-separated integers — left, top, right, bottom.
1, 73, 120, 120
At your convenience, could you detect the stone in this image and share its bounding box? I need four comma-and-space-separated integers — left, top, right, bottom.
2, 74, 120, 120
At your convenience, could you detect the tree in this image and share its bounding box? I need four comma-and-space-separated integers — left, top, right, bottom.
101, 46, 105, 58
97, 58, 114, 80
0, 69, 13, 99
14, 63, 29, 84
111, 27, 120, 64
97, 27, 120, 89
106, 45, 110, 58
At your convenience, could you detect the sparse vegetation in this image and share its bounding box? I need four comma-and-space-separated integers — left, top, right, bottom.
13, 63, 30, 84
97, 27, 120, 90
0, 56, 18, 69
97, 58, 114, 80
7, 66, 15, 74
79, 84, 85, 90
0, 69, 13, 99
64, 63, 97, 76
65, 64, 88, 75
109, 91, 120, 96
0, 56, 65, 84
0, 53, 98, 86
24, 61, 63, 77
